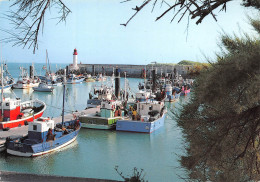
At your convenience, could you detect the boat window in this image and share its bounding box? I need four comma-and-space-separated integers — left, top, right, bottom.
33, 125, 37, 131
6, 103, 9, 106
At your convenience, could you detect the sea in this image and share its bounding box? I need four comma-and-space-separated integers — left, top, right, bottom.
0, 63, 187, 182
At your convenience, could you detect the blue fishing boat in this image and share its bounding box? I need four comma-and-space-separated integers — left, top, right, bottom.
165, 84, 181, 102
6, 118, 81, 157
67, 74, 84, 84
6, 85, 81, 157
116, 101, 167, 133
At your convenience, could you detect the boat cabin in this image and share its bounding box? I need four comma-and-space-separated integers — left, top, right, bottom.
0, 98, 21, 121
95, 87, 112, 100
100, 100, 123, 118
136, 91, 151, 102
28, 117, 55, 142
136, 101, 165, 121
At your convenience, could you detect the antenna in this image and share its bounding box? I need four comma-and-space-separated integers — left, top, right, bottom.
62, 84, 65, 126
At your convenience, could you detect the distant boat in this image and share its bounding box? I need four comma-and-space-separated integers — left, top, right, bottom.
95, 73, 106, 82
6, 117, 81, 157
165, 84, 181, 102
86, 85, 114, 109
0, 63, 14, 93
180, 85, 191, 96
33, 82, 54, 92
67, 74, 84, 84
13, 66, 40, 89
84, 74, 95, 82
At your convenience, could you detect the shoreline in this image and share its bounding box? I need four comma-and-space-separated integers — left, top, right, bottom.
0, 170, 121, 182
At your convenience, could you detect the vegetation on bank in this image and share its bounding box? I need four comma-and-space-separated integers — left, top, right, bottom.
176, 17, 260, 181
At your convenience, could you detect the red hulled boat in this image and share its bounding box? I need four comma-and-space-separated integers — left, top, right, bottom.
0, 98, 46, 130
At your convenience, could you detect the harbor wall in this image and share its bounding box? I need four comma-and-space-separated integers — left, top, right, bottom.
69, 64, 193, 78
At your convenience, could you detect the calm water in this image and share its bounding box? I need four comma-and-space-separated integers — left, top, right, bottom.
0, 63, 186, 182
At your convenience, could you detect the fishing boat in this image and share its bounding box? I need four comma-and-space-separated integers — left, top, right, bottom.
95, 73, 106, 82
12, 66, 40, 89
38, 50, 63, 86
67, 74, 85, 84
6, 85, 81, 157
0, 63, 14, 92
164, 83, 181, 102
85, 74, 95, 82
6, 117, 81, 157
116, 100, 167, 133
0, 98, 46, 130
180, 85, 191, 96
80, 100, 123, 130
33, 82, 54, 92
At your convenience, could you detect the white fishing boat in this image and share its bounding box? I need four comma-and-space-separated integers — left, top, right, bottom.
0, 63, 14, 93
33, 82, 54, 92
13, 66, 40, 89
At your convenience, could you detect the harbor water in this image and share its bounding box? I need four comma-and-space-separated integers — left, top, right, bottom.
0, 63, 186, 181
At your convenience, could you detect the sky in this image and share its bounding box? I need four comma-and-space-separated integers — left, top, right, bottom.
0, 0, 258, 65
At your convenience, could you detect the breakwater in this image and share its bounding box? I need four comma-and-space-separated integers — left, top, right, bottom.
70, 64, 192, 78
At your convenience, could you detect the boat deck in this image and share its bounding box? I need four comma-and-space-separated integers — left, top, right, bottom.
0, 108, 99, 143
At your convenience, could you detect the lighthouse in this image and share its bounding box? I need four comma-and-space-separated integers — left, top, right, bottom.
73, 48, 79, 70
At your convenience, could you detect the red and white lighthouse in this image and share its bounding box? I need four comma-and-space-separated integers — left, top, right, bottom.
73, 48, 78, 70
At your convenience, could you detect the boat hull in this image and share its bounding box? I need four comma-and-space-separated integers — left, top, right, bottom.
0, 143, 6, 152
116, 114, 165, 133
0, 84, 13, 93
81, 123, 115, 130
80, 115, 120, 130
33, 87, 54, 92
67, 78, 84, 84
165, 93, 180, 102
13, 83, 39, 89
7, 136, 77, 157
180, 89, 191, 96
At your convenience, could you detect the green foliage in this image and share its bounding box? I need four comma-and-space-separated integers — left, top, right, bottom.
176, 18, 260, 181
178, 60, 197, 65
177, 60, 209, 66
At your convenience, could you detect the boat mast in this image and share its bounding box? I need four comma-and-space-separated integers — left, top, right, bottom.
1, 61, 3, 119
112, 67, 114, 88
144, 65, 146, 92
46, 50, 48, 76
124, 72, 126, 101
62, 84, 65, 126
0, 43, 3, 119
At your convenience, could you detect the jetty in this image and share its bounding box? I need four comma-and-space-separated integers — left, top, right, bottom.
0, 108, 99, 146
